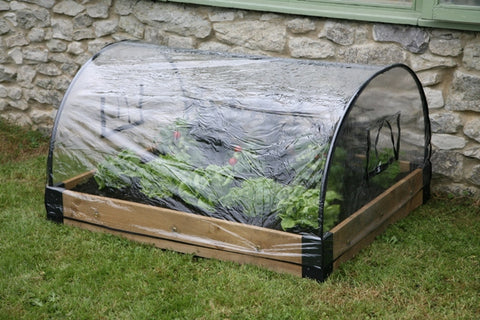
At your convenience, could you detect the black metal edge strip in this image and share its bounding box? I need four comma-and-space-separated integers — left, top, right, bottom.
45, 185, 64, 223
301, 232, 333, 282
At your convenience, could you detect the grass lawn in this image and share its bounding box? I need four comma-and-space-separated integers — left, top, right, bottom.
0, 120, 479, 319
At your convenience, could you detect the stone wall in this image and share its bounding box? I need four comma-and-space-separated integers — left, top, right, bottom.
1, 0, 479, 196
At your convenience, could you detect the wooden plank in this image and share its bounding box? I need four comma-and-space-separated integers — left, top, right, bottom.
62, 190, 304, 265
399, 160, 411, 172
65, 218, 303, 277
63, 170, 95, 190
332, 189, 422, 269
330, 168, 423, 263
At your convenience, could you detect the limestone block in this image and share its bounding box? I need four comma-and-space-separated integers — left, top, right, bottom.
0, 18, 10, 34
430, 29, 463, 39
144, 26, 166, 45
134, 1, 211, 39
463, 41, 480, 71
214, 21, 286, 52
288, 36, 335, 58
16, 10, 37, 29
0, 85, 7, 97
26, 88, 62, 107
22, 47, 48, 62
431, 134, 466, 150
431, 149, 463, 181
35, 76, 70, 91
464, 118, 480, 143
94, 19, 118, 37
30, 108, 55, 124
463, 147, 480, 160
446, 70, 480, 112
73, 13, 93, 29
260, 13, 282, 21
423, 87, 444, 109
430, 112, 461, 133
46, 39, 67, 53
8, 47, 23, 64
0, 66, 16, 82
87, 39, 113, 55
409, 52, 457, 71
4, 12, 16, 27
28, 28, 46, 42
73, 28, 95, 41
417, 70, 442, 86
9, 1, 28, 10
9, 100, 28, 111
86, 1, 110, 19
208, 11, 237, 22
0, 1, 9, 11
5, 33, 29, 47
17, 0, 55, 9
286, 18, 316, 34
323, 20, 355, 46
51, 18, 73, 41
53, 0, 85, 16
337, 44, 406, 65
119, 16, 144, 39
16, 9, 49, 29
429, 38, 462, 57
17, 65, 36, 86
37, 63, 62, 76
61, 62, 80, 77
373, 23, 429, 53
67, 42, 85, 55
432, 183, 479, 197
8, 87, 22, 100
167, 35, 195, 49
114, 0, 135, 16
0, 51, 7, 64
1, 112, 32, 126
467, 165, 480, 186
48, 52, 73, 64
31, 8, 50, 28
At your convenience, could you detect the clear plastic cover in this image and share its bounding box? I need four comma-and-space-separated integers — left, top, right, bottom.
46, 41, 430, 278
323, 66, 431, 231
48, 42, 385, 232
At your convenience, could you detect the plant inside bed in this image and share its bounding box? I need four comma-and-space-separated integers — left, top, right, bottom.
71, 116, 400, 234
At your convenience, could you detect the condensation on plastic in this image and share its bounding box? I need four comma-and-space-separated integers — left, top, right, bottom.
46, 41, 430, 266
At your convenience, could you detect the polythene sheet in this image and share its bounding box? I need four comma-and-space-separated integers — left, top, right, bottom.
325, 65, 431, 226
47, 41, 430, 275
48, 42, 381, 229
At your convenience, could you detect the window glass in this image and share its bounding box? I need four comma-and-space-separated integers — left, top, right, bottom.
439, 0, 480, 5
332, 0, 413, 5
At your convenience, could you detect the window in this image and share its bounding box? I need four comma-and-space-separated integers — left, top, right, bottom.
168, 0, 480, 31
428, 0, 480, 25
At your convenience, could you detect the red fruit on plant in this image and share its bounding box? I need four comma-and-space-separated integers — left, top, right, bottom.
173, 131, 181, 139
228, 157, 238, 166
234, 145, 242, 152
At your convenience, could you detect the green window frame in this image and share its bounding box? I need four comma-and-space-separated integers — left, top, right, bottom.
165, 0, 480, 31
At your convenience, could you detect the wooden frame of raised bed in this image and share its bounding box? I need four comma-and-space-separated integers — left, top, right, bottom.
45, 166, 425, 281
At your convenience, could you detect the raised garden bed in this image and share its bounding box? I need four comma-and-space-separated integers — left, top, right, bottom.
45, 41, 431, 281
